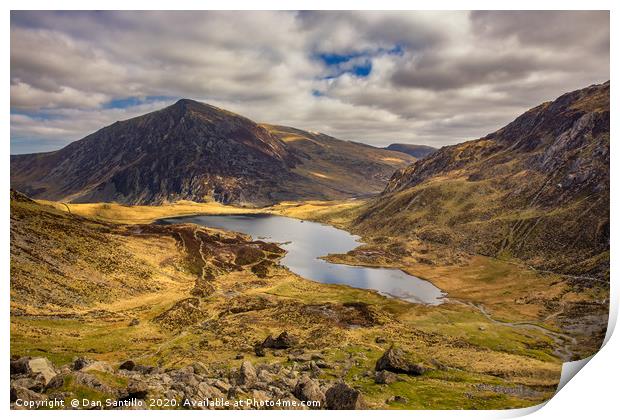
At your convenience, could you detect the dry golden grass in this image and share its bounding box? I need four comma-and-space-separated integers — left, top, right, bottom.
38, 199, 260, 224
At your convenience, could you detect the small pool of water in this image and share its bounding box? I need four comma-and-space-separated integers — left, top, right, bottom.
157, 214, 446, 305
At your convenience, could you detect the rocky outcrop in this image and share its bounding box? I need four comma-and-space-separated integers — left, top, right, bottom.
10, 356, 356, 410
153, 298, 204, 330
261, 332, 297, 350
11, 357, 57, 386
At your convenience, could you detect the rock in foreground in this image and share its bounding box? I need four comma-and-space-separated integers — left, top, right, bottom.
375, 347, 425, 376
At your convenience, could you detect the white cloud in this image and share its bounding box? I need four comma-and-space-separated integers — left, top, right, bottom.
10, 11, 609, 154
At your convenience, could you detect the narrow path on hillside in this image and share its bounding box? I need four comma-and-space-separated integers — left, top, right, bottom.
449, 298, 578, 362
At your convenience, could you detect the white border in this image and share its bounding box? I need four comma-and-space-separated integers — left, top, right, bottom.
3, 2, 617, 419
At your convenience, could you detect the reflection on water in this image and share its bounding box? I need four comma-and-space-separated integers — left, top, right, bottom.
157, 214, 446, 305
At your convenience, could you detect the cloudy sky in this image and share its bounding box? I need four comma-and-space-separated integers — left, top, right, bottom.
10, 11, 609, 154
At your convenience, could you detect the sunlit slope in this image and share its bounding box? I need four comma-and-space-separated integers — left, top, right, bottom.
357, 82, 610, 280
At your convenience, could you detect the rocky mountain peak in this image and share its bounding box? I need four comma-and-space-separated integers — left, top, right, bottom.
11, 100, 412, 205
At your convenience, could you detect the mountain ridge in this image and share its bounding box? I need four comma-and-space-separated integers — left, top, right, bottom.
384, 143, 437, 159
357, 81, 610, 279
11, 100, 414, 206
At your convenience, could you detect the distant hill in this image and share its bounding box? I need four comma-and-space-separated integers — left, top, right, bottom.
262, 124, 414, 200
384, 143, 437, 159
10, 100, 414, 206
357, 82, 610, 279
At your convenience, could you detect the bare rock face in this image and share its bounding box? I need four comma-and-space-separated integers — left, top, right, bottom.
325, 382, 364, 410
375, 347, 425, 376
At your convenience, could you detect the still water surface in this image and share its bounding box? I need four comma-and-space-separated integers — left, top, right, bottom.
158, 214, 445, 305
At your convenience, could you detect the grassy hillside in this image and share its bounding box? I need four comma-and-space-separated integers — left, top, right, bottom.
263, 124, 414, 198
11, 194, 577, 409
357, 82, 609, 281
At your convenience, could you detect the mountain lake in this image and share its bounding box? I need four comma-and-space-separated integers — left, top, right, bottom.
156, 214, 446, 305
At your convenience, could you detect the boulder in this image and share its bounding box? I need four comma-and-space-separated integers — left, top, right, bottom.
119, 360, 136, 371
11, 377, 44, 392
119, 379, 149, 401
325, 382, 364, 409
45, 374, 65, 390
257, 368, 274, 384
27, 358, 57, 385
262, 332, 296, 349
73, 372, 116, 395
195, 382, 225, 400
238, 361, 257, 386
212, 379, 231, 393
254, 344, 266, 357
11, 386, 46, 404
10, 357, 31, 375
81, 361, 113, 374
293, 376, 325, 408
133, 365, 158, 375
375, 347, 425, 376
288, 354, 312, 362
72, 356, 93, 371
171, 367, 199, 387
191, 361, 209, 376
375, 370, 399, 384
386, 395, 408, 404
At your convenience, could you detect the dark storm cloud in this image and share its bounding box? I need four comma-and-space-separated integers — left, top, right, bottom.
10, 11, 610, 154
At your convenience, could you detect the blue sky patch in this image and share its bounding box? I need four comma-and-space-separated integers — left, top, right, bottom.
103, 95, 175, 109
316, 51, 373, 79
315, 45, 404, 79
